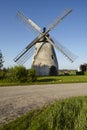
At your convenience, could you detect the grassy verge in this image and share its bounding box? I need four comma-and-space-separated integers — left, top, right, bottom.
1, 75, 87, 86
0, 96, 87, 130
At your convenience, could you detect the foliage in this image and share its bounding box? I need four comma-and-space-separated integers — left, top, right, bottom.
28, 68, 37, 82
0, 50, 4, 70
80, 64, 86, 72
0, 66, 37, 83
6, 67, 16, 82
76, 71, 84, 75
14, 66, 28, 82
0, 70, 5, 79
1, 96, 87, 130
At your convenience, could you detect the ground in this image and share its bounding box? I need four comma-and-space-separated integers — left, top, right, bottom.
0, 83, 87, 125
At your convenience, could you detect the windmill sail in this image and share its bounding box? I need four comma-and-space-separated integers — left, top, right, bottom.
14, 45, 35, 65
46, 36, 77, 62
17, 11, 41, 34
47, 9, 72, 33
17, 9, 72, 36
13, 37, 38, 64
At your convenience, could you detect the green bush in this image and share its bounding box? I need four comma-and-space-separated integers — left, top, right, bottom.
1, 67, 37, 83
28, 68, 37, 82
76, 71, 84, 75
6, 66, 28, 83
14, 66, 28, 83
0, 70, 5, 79
6, 67, 16, 82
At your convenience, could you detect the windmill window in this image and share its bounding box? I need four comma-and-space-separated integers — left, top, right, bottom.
51, 55, 54, 59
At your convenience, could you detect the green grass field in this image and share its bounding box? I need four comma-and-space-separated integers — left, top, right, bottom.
37, 75, 87, 84
0, 96, 87, 130
0, 75, 87, 86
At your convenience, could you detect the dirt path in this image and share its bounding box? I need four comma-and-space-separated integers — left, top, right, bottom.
0, 83, 87, 125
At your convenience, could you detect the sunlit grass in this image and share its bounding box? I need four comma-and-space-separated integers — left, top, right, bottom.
37, 75, 87, 84
1, 96, 87, 130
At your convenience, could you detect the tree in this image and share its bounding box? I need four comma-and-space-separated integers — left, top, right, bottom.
80, 64, 86, 72
0, 50, 4, 70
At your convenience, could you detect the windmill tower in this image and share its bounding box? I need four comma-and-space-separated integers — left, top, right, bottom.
32, 28, 58, 76
14, 9, 76, 76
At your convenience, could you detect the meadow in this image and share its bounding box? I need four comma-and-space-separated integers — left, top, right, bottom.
37, 75, 87, 84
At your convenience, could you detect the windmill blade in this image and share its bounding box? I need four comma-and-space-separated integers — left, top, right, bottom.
14, 35, 40, 63
17, 11, 41, 34
14, 45, 35, 65
46, 36, 77, 62
46, 9, 72, 33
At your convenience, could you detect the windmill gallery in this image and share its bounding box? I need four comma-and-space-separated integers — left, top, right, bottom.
14, 9, 76, 76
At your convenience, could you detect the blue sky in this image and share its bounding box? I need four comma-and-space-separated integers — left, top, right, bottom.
0, 0, 87, 70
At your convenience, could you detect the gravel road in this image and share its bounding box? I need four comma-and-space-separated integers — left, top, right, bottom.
0, 83, 87, 125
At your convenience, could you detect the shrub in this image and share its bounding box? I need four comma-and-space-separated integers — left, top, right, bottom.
64, 72, 70, 76
6, 67, 16, 82
28, 68, 37, 82
76, 71, 84, 75
3, 67, 37, 83
14, 66, 28, 83
0, 70, 5, 79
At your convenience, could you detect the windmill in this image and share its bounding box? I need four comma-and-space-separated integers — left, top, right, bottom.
14, 9, 76, 76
